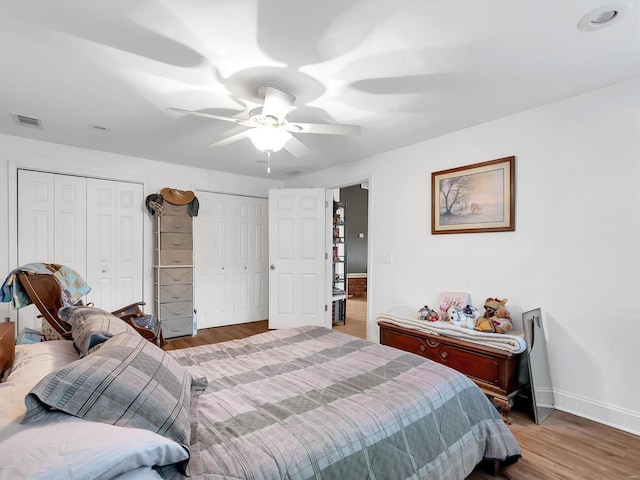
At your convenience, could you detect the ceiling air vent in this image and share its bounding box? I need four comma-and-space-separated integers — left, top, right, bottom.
12, 113, 42, 128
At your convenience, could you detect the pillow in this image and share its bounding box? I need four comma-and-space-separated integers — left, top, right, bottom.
58, 306, 138, 356
23, 332, 192, 446
0, 340, 79, 429
0, 412, 188, 480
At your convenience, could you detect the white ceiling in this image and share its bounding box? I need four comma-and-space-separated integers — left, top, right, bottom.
1, 0, 638, 180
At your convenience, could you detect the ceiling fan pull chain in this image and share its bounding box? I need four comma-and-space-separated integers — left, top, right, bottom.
266, 150, 271, 174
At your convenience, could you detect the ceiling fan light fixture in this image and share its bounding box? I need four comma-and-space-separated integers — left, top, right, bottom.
247, 126, 292, 152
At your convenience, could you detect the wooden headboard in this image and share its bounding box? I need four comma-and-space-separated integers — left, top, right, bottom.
0, 321, 16, 379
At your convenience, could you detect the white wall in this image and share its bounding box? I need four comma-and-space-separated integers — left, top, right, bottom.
284, 78, 640, 435
0, 135, 281, 327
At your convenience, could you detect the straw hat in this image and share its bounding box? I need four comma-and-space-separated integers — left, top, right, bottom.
160, 188, 195, 205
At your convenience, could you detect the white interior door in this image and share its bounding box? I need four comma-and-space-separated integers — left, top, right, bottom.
268, 188, 331, 330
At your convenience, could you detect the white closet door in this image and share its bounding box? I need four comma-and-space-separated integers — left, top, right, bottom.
194, 192, 235, 328
18, 170, 55, 267
86, 179, 143, 311
194, 192, 268, 328
54, 174, 87, 273
236, 197, 268, 323
17, 170, 86, 331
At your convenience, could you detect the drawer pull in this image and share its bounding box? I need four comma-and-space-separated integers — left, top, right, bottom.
427, 339, 440, 348
440, 351, 449, 360
418, 344, 426, 353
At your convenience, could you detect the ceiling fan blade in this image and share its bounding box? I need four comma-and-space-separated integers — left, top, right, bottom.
287, 122, 361, 135
167, 107, 252, 127
284, 136, 311, 158
209, 130, 250, 147
261, 86, 295, 122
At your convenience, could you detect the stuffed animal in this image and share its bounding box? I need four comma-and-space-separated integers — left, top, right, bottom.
438, 302, 450, 322
447, 306, 467, 327
491, 306, 513, 334
475, 297, 508, 332
418, 306, 438, 322
463, 305, 480, 329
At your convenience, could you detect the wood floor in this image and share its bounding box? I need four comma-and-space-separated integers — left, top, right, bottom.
163, 318, 640, 479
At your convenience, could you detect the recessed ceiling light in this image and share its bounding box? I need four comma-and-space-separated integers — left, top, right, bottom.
577, 1, 633, 31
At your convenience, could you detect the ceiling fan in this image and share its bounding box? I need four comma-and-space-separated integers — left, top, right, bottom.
167, 85, 361, 173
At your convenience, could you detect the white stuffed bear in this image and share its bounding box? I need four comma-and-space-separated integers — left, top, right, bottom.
447, 306, 467, 327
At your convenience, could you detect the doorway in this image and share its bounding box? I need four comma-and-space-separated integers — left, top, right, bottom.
331, 182, 369, 340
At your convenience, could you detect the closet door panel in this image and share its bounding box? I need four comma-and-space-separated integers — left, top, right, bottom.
54, 175, 87, 272
17, 170, 55, 332
86, 179, 143, 311
18, 170, 55, 266
17, 171, 86, 332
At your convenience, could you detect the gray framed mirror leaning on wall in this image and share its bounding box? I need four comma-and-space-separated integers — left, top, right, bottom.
523, 308, 555, 424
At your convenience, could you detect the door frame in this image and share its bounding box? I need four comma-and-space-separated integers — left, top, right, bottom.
327, 177, 372, 340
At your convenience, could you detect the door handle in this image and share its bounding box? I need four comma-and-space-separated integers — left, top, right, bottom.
270, 264, 275, 270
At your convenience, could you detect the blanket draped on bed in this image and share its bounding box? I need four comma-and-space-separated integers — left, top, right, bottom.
166, 326, 520, 480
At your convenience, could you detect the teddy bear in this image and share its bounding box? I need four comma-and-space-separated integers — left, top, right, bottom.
491, 306, 513, 334
475, 297, 508, 333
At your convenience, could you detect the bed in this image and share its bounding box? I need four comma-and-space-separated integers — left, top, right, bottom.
0, 312, 521, 480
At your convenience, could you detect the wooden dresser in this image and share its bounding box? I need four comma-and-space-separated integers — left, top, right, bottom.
379, 321, 526, 423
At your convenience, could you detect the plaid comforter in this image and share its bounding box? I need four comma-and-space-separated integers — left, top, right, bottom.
167, 326, 520, 479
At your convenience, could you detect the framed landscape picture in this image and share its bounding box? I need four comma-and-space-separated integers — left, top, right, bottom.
431, 156, 515, 234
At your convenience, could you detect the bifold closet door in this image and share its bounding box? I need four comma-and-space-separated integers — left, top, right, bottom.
17, 170, 87, 331
86, 178, 143, 311
194, 192, 268, 329
17, 170, 143, 332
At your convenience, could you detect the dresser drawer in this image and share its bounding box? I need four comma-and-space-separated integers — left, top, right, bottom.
157, 284, 193, 303
156, 215, 192, 233
158, 301, 193, 319
155, 249, 193, 266
161, 317, 193, 338
436, 343, 502, 387
380, 327, 435, 359
162, 203, 190, 216
154, 267, 192, 285
160, 233, 193, 250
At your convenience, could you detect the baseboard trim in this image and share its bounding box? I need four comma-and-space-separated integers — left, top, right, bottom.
554, 388, 640, 436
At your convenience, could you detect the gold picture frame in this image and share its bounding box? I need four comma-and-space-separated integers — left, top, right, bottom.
431, 156, 515, 234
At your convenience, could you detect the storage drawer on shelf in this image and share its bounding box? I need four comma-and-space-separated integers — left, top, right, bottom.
162, 203, 190, 216
157, 284, 193, 303
155, 249, 193, 266
160, 233, 193, 250
161, 317, 193, 338
156, 215, 192, 233
158, 301, 193, 319
154, 267, 192, 285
